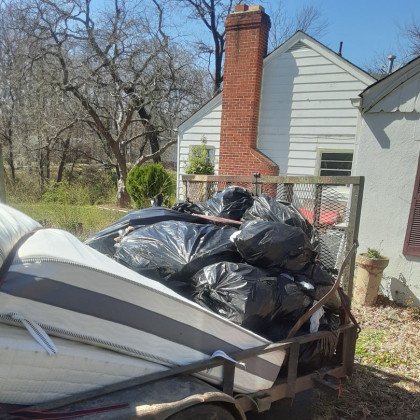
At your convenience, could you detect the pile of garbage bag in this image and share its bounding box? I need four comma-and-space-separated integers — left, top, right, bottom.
86, 186, 343, 372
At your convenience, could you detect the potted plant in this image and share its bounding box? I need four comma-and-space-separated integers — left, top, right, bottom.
353, 248, 389, 306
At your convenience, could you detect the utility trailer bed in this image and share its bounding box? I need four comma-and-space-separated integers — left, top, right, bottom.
1, 244, 359, 420
0, 324, 357, 419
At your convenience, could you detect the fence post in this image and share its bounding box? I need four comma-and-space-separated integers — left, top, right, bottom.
184, 179, 188, 201
345, 177, 364, 300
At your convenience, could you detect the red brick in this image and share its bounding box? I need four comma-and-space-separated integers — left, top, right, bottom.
219, 7, 278, 178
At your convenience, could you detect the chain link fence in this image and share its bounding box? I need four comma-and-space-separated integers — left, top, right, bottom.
180, 174, 364, 297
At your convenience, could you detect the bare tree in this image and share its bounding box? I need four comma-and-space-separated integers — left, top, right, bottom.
365, 18, 420, 77
11, 0, 204, 206
174, 1, 328, 94
400, 18, 420, 60
174, 0, 237, 94
268, 2, 329, 50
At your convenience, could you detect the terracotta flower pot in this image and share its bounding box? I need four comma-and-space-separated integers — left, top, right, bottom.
353, 254, 389, 306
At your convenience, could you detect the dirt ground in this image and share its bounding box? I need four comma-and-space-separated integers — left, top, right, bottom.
313, 297, 419, 419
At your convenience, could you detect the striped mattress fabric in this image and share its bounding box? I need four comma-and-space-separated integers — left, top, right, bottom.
0, 223, 286, 403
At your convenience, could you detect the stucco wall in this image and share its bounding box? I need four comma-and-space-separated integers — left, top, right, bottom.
353, 112, 420, 305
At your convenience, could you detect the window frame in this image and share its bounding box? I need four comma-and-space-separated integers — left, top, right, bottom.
316, 149, 354, 177
403, 154, 420, 257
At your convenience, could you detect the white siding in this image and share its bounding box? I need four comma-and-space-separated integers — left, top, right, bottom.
177, 97, 222, 198
258, 43, 369, 175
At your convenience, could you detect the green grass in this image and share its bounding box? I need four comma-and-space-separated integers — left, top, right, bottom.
14, 202, 122, 240
355, 328, 407, 368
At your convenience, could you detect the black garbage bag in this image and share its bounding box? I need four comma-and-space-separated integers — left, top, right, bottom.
272, 273, 314, 321
193, 262, 312, 334
85, 207, 210, 257
115, 221, 241, 296
294, 262, 340, 311
295, 262, 335, 286
234, 220, 316, 272
196, 186, 254, 221
243, 195, 313, 238
266, 310, 340, 374
193, 262, 279, 333
172, 201, 204, 215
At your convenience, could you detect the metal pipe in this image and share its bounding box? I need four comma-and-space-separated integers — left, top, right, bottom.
338, 41, 343, 56
388, 55, 396, 74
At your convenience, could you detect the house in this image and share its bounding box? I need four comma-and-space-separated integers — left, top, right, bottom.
176, 4, 375, 196
353, 56, 420, 306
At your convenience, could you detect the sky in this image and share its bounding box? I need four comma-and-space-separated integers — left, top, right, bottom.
262, 0, 420, 70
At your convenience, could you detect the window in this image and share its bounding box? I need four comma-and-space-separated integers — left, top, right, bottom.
319, 152, 353, 176
404, 155, 420, 257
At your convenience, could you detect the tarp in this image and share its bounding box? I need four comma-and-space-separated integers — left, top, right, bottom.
85, 207, 210, 257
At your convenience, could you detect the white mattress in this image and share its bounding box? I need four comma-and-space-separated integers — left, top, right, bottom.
0, 228, 286, 403
0, 323, 167, 404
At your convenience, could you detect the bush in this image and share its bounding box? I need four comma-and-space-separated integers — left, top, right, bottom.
7, 165, 117, 206
42, 180, 92, 205
185, 139, 214, 175
126, 163, 175, 208
6, 171, 43, 204
366, 248, 385, 259
14, 202, 122, 240
63, 165, 117, 205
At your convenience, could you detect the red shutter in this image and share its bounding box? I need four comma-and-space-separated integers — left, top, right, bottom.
404, 155, 420, 256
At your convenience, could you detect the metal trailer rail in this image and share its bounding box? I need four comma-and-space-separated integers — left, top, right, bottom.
2, 326, 357, 419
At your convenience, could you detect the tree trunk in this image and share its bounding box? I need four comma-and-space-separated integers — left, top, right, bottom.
214, 38, 224, 94
6, 128, 16, 183
117, 173, 130, 208
45, 144, 51, 180
110, 141, 130, 208
147, 130, 161, 163
136, 106, 161, 163
56, 138, 70, 183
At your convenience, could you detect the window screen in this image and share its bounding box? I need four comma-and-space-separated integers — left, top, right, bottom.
320, 152, 353, 176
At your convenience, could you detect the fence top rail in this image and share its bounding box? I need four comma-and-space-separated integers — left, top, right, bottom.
182, 174, 364, 186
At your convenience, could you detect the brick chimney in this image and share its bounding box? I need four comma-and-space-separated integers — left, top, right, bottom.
218, 4, 279, 176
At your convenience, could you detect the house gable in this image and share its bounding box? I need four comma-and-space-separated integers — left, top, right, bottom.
257, 32, 374, 175
264, 31, 375, 86
178, 94, 222, 133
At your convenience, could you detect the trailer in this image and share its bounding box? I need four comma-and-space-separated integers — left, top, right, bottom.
1, 243, 360, 420
0, 175, 363, 419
